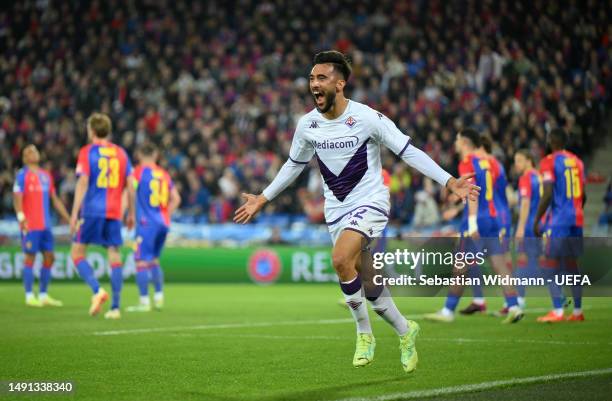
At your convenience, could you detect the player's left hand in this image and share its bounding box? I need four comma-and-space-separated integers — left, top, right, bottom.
447, 173, 480, 203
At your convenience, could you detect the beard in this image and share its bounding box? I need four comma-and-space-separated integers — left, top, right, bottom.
314, 90, 336, 114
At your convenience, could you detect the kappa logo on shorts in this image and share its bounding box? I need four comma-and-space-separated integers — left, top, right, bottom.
345, 116, 356, 128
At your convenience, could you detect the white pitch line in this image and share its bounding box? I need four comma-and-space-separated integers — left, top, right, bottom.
93, 318, 354, 336
164, 332, 611, 347
330, 367, 612, 401
92, 305, 596, 337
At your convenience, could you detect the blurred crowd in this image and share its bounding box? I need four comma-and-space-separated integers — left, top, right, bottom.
0, 0, 610, 225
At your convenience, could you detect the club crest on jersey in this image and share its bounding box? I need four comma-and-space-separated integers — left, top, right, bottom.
344, 116, 356, 128
309, 121, 319, 129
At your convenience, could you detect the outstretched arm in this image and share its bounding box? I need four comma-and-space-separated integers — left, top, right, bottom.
401, 144, 479, 202
373, 110, 479, 202
234, 121, 314, 224
234, 159, 308, 224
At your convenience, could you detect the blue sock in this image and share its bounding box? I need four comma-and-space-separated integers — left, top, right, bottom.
75, 258, 100, 294
39, 265, 52, 294
540, 267, 564, 309
504, 293, 518, 308
444, 294, 460, 311
468, 265, 484, 298
564, 260, 582, 310
150, 264, 163, 293
23, 262, 34, 294
136, 267, 149, 297
110, 264, 123, 310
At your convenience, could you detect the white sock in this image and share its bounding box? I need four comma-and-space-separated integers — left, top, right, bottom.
39, 292, 48, 300
140, 296, 150, 306
472, 297, 486, 306
553, 308, 563, 316
154, 292, 163, 302
573, 308, 582, 316
341, 277, 372, 334
367, 288, 408, 336
25, 292, 34, 301
441, 307, 454, 317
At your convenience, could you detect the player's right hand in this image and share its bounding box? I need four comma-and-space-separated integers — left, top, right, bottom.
19, 219, 28, 234
533, 221, 542, 237
125, 212, 135, 230
234, 193, 267, 224
69, 215, 79, 236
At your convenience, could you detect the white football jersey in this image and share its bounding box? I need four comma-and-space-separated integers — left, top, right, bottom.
263, 100, 451, 224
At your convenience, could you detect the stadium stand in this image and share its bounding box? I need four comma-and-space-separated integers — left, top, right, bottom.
0, 0, 610, 236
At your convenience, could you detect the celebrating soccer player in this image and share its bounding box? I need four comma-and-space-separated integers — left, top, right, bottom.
534, 128, 586, 322
127, 143, 181, 312
424, 128, 523, 324
13, 145, 70, 307
69, 113, 135, 319
234, 51, 479, 372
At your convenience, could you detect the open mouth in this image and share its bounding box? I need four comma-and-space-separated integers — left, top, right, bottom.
312, 90, 325, 106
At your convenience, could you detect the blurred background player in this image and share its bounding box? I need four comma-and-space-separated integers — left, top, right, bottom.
534, 128, 586, 322
425, 128, 523, 324
235, 51, 479, 372
13, 145, 70, 307
459, 135, 514, 315
70, 113, 135, 319
127, 143, 181, 312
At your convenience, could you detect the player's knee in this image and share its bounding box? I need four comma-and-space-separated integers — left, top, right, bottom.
43, 253, 54, 268
332, 250, 353, 273
70, 245, 85, 261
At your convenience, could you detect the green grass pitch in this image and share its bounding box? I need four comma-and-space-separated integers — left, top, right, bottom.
1, 283, 611, 401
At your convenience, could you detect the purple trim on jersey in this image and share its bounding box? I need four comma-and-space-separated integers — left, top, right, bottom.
316, 139, 369, 202
398, 138, 412, 157
327, 204, 389, 226
344, 227, 371, 242
289, 156, 309, 165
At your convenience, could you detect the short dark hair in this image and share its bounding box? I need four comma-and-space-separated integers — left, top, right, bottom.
516, 149, 535, 165
549, 127, 567, 149
480, 135, 493, 153
139, 143, 158, 157
459, 128, 480, 148
313, 50, 352, 81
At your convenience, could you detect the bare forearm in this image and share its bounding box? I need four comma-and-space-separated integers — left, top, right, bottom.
71, 177, 88, 218
169, 189, 181, 215
517, 198, 530, 233
52, 194, 70, 222
535, 185, 552, 224
13, 194, 23, 214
